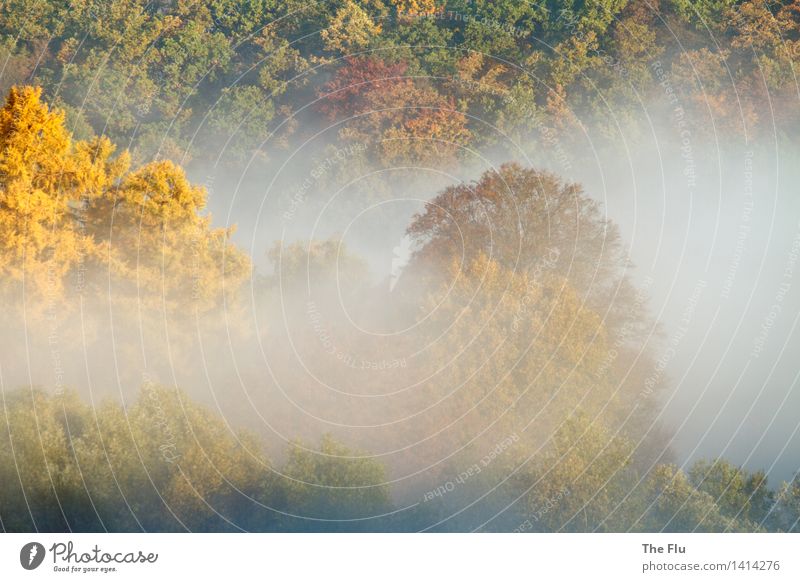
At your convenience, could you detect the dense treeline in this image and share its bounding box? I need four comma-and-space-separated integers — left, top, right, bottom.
1, 0, 797, 165
0, 385, 393, 532
2, 386, 799, 532
0, 86, 798, 532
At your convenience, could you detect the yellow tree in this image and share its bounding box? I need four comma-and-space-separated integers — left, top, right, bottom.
0, 86, 87, 305
0, 87, 251, 399
321, 1, 383, 54
87, 159, 250, 314
0, 85, 250, 316
391, 0, 439, 17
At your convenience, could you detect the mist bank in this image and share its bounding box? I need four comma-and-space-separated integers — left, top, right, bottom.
188, 109, 800, 486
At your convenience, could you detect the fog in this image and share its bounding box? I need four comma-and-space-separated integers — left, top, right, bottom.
0, 82, 797, 512
182, 100, 800, 489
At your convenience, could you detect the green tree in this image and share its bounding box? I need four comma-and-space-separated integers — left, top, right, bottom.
766, 475, 800, 532
689, 459, 773, 526
667, 0, 738, 30
0, 385, 396, 532
277, 434, 393, 531
643, 464, 756, 532
522, 414, 642, 532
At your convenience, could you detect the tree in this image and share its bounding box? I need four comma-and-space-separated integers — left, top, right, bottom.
667, 0, 739, 31
643, 464, 756, 532
766, 475, 800, 532
0, 87, 252, 402
0, 388, 93, 532
318, 56, 471, 166
0, 85, 250, 316
0, 384, 273, 532
321, 1, 383, 54
279, 434, 393, 531
0, 86, 108, 308
670, 45, 762, 136
376, 250, 632, 493
318, 56, 410, 121
520, 414, 642, 532
420, 253, 611, 419
688, 459, 773, 526
408, 163, 641, 339
0, 384, 395, 532
391, 0, 440, 17
86, 158, 250, 313
405, 164, 668, 468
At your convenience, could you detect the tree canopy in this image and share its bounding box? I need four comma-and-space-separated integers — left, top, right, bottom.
0, 86, 250, 316
1, 0, 796, 165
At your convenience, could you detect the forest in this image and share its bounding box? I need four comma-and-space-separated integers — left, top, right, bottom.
2, 0, 799, 164
0, 0, 799, 532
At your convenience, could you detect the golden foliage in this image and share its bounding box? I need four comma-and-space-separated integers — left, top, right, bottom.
0, 86, 250, 316
0, 86, 89, 305
391, 0, 440, 17
321, 1, 382, 53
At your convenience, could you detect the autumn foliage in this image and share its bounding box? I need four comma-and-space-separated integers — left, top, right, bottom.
1, 0, 800, 532
319, 56, 471, 165
0, 86, 250, 314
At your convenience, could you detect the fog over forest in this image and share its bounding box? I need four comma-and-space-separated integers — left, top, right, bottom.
195, 123, 800, 485
1, 0, 800, 532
